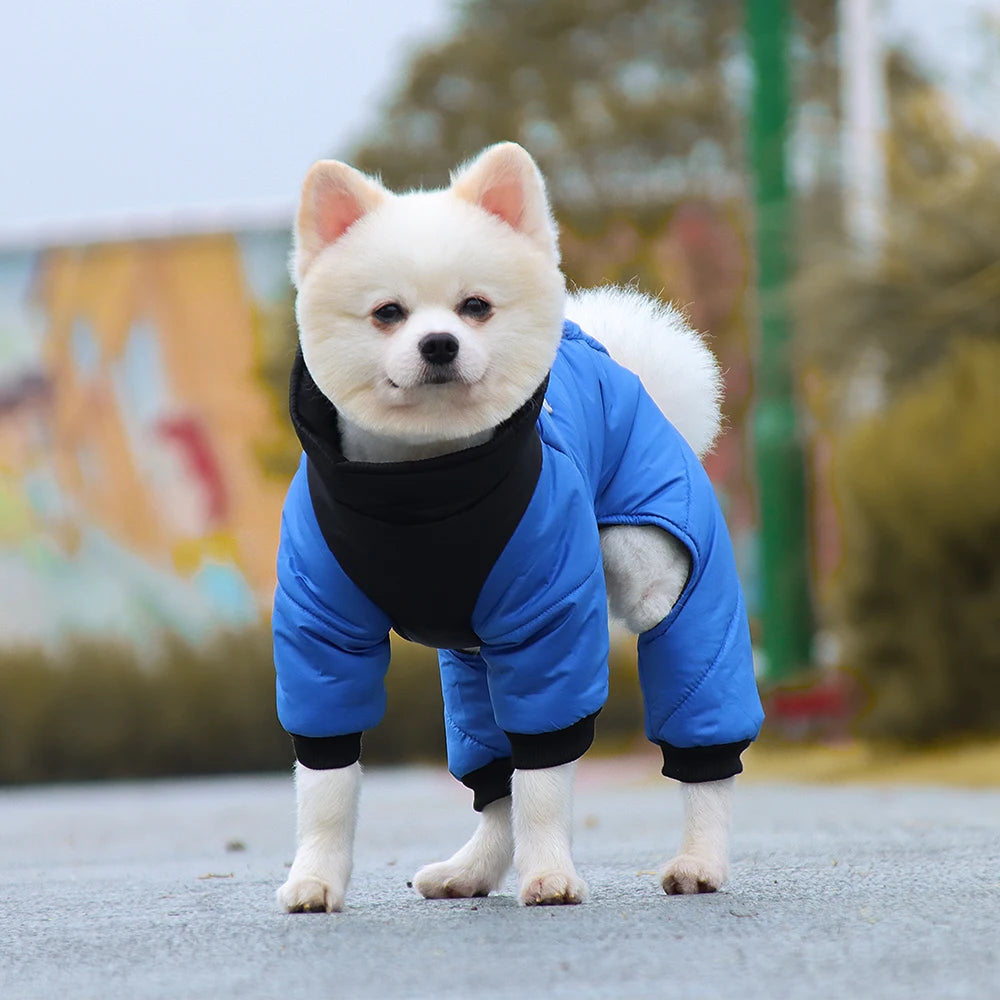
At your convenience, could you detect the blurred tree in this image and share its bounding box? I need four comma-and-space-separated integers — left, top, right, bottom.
351, 0, 839, 231
353, 0, 745, 229
797, 53, 1000, 418
347, 0, 793, 626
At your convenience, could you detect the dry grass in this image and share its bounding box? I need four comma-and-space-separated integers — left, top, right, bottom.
11, 625, 994, 789
832, 340, 1000, 744
0, 629, 645, 785
743, 738, 1000, 788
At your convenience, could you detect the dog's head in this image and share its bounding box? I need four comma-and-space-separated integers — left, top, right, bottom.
292, 143, 565, 443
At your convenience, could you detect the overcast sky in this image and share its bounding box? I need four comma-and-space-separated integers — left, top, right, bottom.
0, 0, 456, 233
0, 0, 996, 236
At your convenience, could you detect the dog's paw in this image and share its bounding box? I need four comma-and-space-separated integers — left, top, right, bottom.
413, 860, 499, 899
659, 853, 727, 895
277, 875, 345, 913
518, 870, 589, 906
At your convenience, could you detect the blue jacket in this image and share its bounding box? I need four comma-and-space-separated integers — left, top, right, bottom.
273, 321, 763, 784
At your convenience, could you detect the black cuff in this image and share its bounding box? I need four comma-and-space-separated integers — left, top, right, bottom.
461, 757, 514, 812
291, 732, 362, 769
504, 711, 599, 770
658, 739, 751, 783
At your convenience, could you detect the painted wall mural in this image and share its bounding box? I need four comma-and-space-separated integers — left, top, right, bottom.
0, 230, 295, 649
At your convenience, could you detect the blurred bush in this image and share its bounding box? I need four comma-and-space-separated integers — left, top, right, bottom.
0, 629, 643, 784
837, 339, 1000, 742
797, 54, 1000, 742
798, 55, 1000, 409
0, 630, 289, 784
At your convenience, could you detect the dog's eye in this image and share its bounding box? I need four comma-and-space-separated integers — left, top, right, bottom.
458, 296, 492, 320
372, 302, 406, 325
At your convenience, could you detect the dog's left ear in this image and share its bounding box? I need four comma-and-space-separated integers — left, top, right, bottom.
451, 143, 559, 262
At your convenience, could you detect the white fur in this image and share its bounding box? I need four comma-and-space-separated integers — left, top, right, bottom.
412, 797, 514, 898
410, 768, 734, 903
294, 143, 566, 445
277, 762, 360, 913
660, 778, 733, 894
513, 762, 588, 905
339, 418, 491, 464
565, 285, 723, 458
412, 766, 586, 908
449, 141, 561, 264
600, 523, 691, 633
281, 144, 739, 913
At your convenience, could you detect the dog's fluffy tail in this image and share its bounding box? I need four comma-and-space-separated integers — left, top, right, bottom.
565, 286, 723, 458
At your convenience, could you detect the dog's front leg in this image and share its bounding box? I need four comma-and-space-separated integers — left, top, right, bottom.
660, 776, 733, 894
513, 762, 588, 905
277, 761, 360, 913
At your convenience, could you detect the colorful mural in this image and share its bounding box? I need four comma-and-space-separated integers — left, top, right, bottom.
0, 229, 295, 649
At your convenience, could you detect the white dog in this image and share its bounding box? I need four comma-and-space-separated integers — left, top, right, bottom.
273, 142, 763, 911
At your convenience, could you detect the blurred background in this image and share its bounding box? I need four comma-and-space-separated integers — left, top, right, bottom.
0, 0, 997, 784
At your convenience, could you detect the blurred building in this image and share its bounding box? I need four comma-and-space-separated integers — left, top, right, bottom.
0, 213, 295, 648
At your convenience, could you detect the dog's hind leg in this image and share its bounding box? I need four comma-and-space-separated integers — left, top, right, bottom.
601, 522, 734, 895
660, 777, 733, 894
277, 761, 360, 913
600, 523, 690, 634
513, 761, 588, 905
413, 796, 514, 898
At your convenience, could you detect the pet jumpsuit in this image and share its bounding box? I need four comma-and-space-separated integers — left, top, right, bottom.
273, 321, 764, 808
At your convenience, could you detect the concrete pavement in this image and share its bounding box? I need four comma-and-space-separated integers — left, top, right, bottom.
1, 755, 998, 999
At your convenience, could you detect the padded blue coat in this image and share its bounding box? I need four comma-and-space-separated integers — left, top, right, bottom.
273, 322, 763, 784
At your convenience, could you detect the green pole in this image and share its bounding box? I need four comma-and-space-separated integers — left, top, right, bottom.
746, 0, 813, 681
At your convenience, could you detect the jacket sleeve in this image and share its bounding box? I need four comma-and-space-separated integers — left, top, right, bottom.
593, 366, 764, 779
633, 459, 764, 780
472, 446, 609, 757
272, 458, 392, 740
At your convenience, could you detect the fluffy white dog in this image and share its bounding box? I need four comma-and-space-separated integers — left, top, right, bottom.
274, 143, 762, 911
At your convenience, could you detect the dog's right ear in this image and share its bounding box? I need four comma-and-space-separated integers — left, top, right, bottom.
293, 161, 386, 285
451, 143, 560, 263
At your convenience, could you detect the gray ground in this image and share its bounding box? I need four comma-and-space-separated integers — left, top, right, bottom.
1, 755, 998, 1000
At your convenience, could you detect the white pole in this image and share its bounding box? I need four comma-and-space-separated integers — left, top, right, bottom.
838, 0, 888, 265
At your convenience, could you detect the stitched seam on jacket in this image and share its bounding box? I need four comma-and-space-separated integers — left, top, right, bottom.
596, 370, 643, 500
660, 606, 741, 726
483, 562, 602, 646
276, 582, 385, 648
445, 710, 508, 757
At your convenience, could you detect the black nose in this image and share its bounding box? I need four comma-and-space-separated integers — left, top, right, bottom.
419, 333, 459, 366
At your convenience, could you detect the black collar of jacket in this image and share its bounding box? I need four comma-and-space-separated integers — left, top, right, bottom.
288, 348, 549, 526
287, 348, 548, 648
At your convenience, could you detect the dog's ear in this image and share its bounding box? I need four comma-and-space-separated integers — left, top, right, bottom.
451, 143, 559, 261
294, 161, 386, 284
